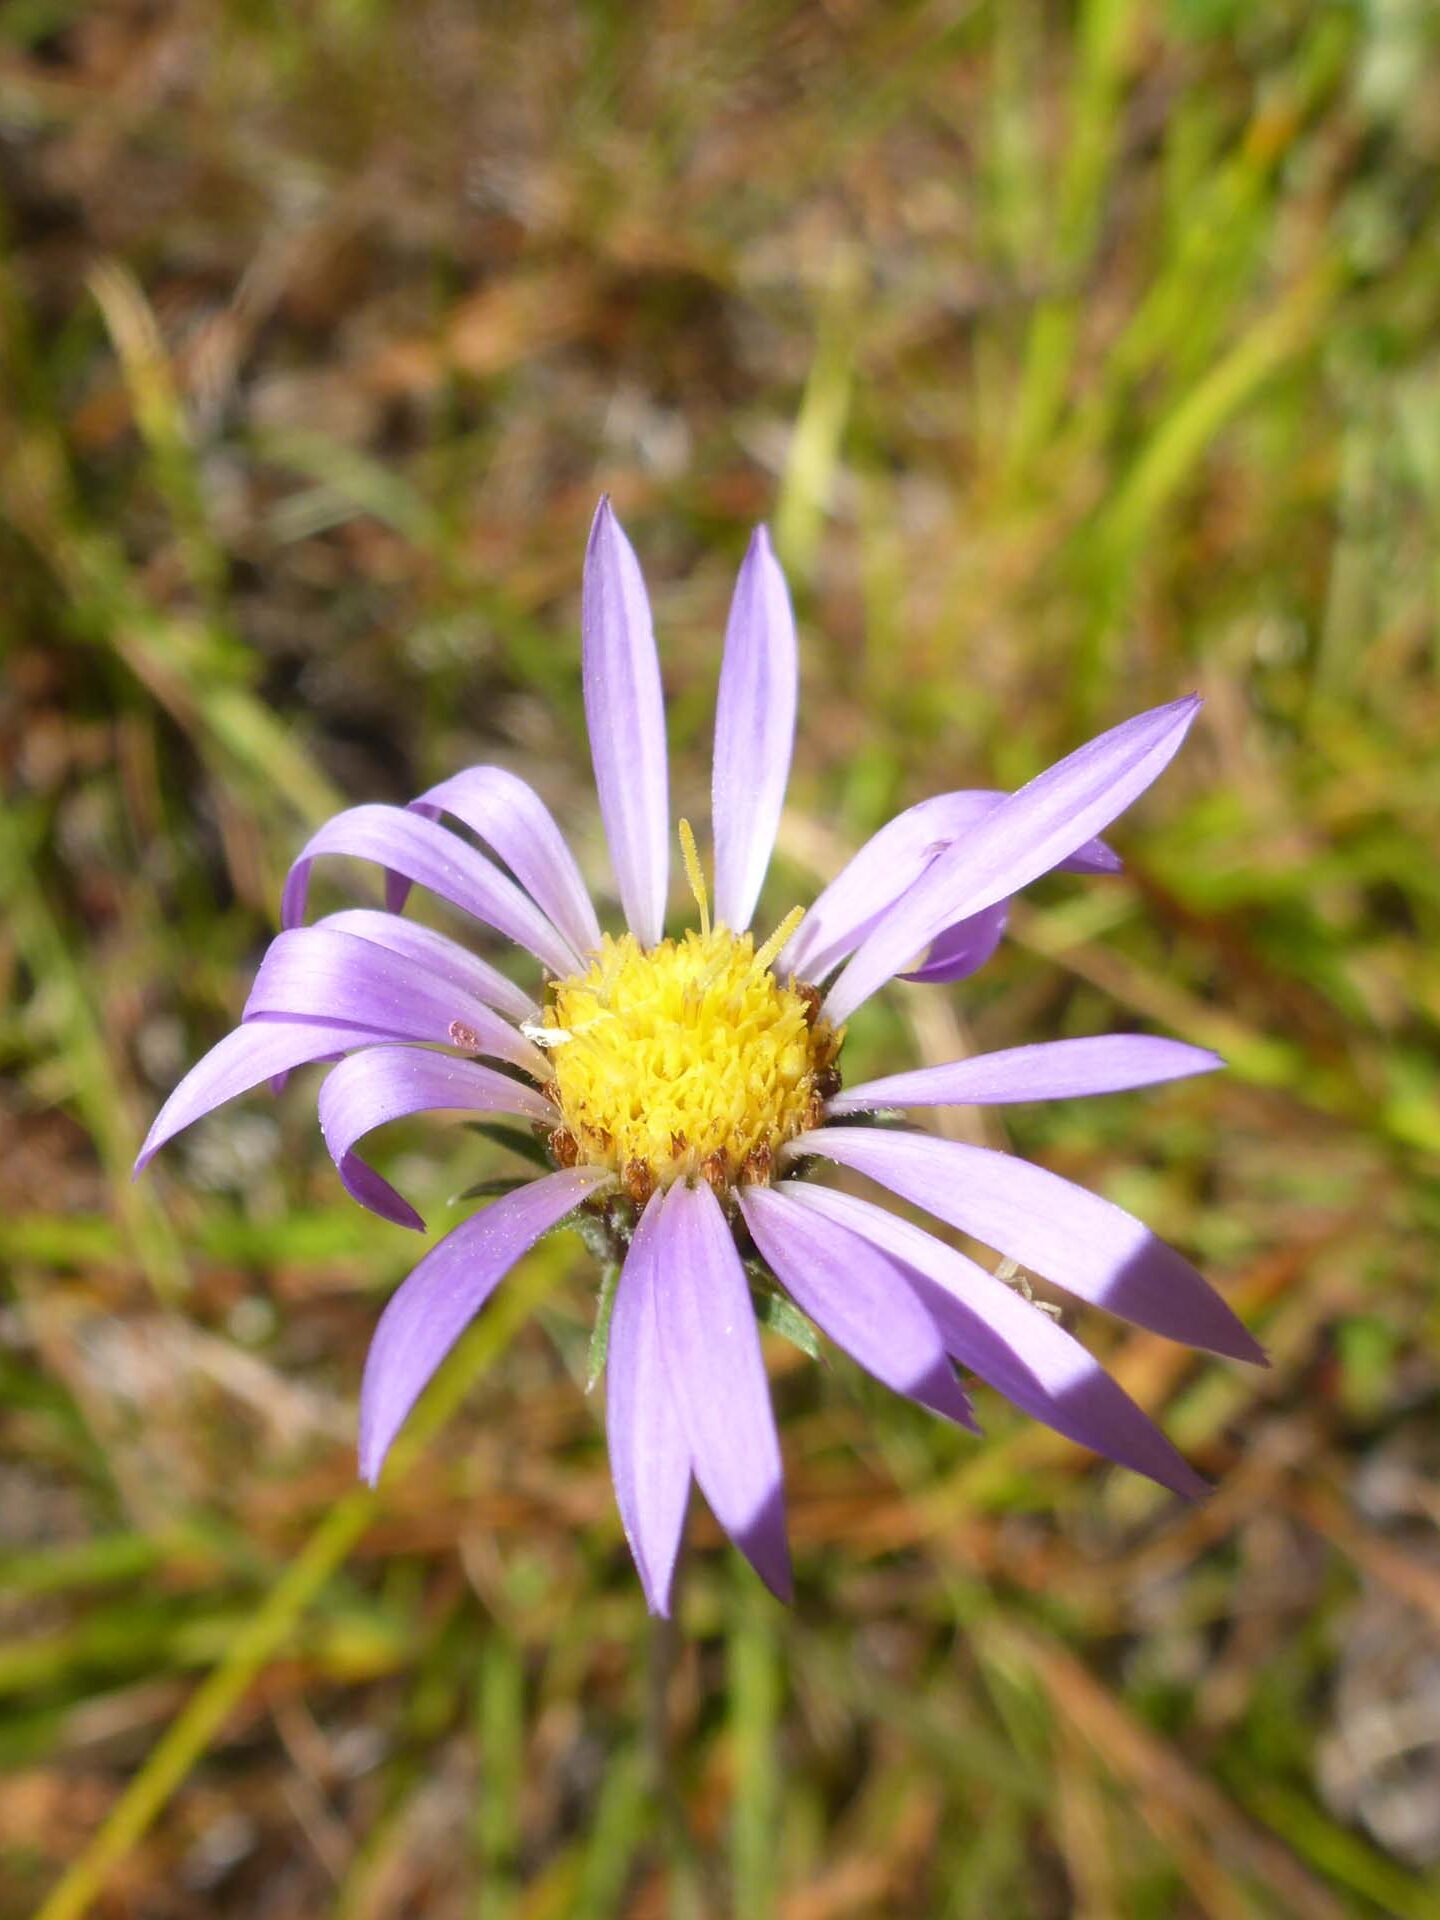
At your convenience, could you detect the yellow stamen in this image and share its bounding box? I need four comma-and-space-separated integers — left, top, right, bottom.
753, 903, 805, 975
678, 817, 710, 937
543, 925, 842, 1193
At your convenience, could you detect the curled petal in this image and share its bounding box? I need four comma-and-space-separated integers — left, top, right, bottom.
583, 498, 670, 947
135, 1019, 374, 1172
788, 1125, 1262, 1362
740, 1185, 977, 1429
281, 804, 580, 977
243, 927, 545, 1077
317, 909, 537, 1023
780, 790, 1118, 985
319, 1046, 554, 1231
652, 1181, 791, 1600
899, 901, 1009, 986
397, 766, 601, 961
358, 1166, 611, 1483
606, 1193, 692, 1616
784, 1184, 1208, 1500
825, 698, 1201, 1021
833, 1034, 1224, 1115
711, 526, 798, 933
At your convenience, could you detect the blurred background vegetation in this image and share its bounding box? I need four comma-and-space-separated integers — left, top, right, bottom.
2, 1, 1439, 1914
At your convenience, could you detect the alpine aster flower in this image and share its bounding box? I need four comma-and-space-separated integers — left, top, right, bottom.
137, 498, 1261, 1615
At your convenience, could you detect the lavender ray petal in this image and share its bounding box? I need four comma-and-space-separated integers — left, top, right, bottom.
780, 790, 1117, 985
739, 1186, 977, 1429
787, 1125, 1262, 1362
318, 1046, 555, 1232
281, 804, 580, 978
833, 1034, 1225, 1114
652, 1181, 791, 1601
711, 525, 798, 933
358, 1165, 611, 1483
317, 909, 537, 1023
396, 766, 601, 960
783, 1184, 1208, 1499
582, 497, 670, 947
135, 1019, 375, 1172
605, 1192, 693, 1616
825, 698, 1201, 1021
899, 901, 1009, 985
243, 927, 546, 1077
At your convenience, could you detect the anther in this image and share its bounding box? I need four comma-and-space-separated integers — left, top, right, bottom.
701, 1150, 729, 1194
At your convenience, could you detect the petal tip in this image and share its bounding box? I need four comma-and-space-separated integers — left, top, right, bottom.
588, 493, 617, 546
763, 1559, 795, 1606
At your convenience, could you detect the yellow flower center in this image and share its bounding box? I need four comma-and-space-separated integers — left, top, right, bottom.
542, 926, 841, 1202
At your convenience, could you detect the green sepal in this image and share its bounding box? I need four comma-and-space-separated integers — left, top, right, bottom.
463, 1120, 554, 1170
586, 1261, 622, 1393
453, 1175, 534, 1203
747, 1275, 823, 1362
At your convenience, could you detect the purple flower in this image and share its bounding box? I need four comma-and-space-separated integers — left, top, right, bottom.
137, 498, 1260, 1615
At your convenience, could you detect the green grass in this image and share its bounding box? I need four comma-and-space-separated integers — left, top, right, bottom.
3, 1, 1440, 1914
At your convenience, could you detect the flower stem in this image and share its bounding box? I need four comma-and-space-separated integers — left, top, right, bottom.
644, 1549, 706, 1917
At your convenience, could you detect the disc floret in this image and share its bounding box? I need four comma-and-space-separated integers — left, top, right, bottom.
542, 927, 841, 1198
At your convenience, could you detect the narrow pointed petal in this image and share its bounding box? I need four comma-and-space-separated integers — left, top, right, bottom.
788, 1125, 1262, 1362
833, 1034, 1225, 1115
711, 526, 798, 933
317, 909, 538, 1023
780, 790, 1118, 985
319, 1047, 554, 1231
739, 1186, 977, 1429
358, 1166, 611, 1483
281, 804, 580, 978
243, 927, 546, 1077
785, 1184, 1208, 1500
825, 698, 1201, 1021
899, 901, 1009, 985
398, 766, 602, 960
652, 1181, 791, 1600
606, 1193, 692, 1615
135, 1019, 372, 1172
582, 498, 670, 947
